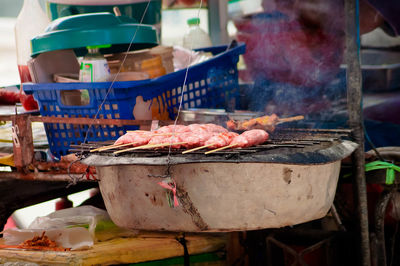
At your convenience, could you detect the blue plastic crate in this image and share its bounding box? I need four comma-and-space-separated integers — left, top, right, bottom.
23, 43, 246, 158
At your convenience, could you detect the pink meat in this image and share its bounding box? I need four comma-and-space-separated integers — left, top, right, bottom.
168, 125, 190, 133
205, 132, 239, 149
231, 129, 269, 148
133, 132, 153, 146
148, 134, 184, 149
155, 126, 172, 134
187, 124, 209, 134
204, 123, 228, 133
197, 132, 216, 146
166, 135, 184, 149
179, 132, 201, 148
114, 134, 128, 145
114, 132, 137, 145
155, 125, 190, 134
148, 135, 167, 145
230, 135, 249, 147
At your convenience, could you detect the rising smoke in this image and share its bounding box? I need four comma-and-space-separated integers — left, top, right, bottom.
235, 0, 347, 125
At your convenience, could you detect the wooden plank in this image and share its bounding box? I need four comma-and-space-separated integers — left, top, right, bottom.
30, 116, 152, 126
0, 172, 93, 182
12, 114, 33, 171
0, 234, 226, 265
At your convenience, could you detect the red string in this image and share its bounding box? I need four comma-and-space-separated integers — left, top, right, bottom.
158, 180, 179, 207
85, 168, 97, 181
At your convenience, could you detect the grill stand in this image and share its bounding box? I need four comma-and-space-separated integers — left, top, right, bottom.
344, 0, 371, 265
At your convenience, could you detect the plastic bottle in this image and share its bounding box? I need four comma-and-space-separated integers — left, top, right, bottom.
182, 18, 212, 50
14, 0, 50, 111
79, 46, 111, 82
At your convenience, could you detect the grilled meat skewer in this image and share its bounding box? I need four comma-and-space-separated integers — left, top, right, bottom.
226, 114, 304, 132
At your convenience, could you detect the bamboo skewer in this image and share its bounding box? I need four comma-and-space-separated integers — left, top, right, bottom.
90, 142, 138, 152
93, 131, 182, 153
182, 143, 214, 154
113, 145, 150, 154
228, 115, 305, 130
204, 144, 237, 154
114, 142, 187, 154
139, 142, 188, 150
126, 131, 180, 136
277, 115, 304, 124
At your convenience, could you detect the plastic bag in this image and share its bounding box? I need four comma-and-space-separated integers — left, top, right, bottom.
3, 206, 119, 250
3, 227, 93, 250
173, 46, 212, 71
28, 205, 108, 238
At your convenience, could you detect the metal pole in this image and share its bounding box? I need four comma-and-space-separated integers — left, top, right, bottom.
344, 0, 371, 265
207, 0, 229, 45
375, 190, 394, 266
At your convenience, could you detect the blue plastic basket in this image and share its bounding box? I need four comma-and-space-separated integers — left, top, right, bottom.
23, 43, 246, 158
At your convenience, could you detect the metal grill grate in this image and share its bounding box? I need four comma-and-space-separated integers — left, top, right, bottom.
74, 128, 355, 166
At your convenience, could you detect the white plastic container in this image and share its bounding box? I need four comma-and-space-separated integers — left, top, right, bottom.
79, 47, 111, 82
15, 0, 50, 82
182, 18, 212, 50
14, 0, 50, 110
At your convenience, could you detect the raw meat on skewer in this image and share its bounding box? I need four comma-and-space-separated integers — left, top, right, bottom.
187, 123, 228, 134
109, 123, 232, 153
204, 132, 239, 149
114, 132, 136, 145
179, 132, 204, 148
114, 131, 153, 146
230, 129, 269, 148
205, 129, 269, 154
187, 124, 209, 134
182, 131, 236, 154
150, 123, 228, 149
154, 123, 228, 135
204, 124, 228, 133
155, 124, 191, 134
148, 135, 185, 149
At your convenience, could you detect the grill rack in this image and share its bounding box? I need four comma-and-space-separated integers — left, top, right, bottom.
71, 128, 353, 157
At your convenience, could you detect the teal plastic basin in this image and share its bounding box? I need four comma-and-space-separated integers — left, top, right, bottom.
46, 0, 162, 26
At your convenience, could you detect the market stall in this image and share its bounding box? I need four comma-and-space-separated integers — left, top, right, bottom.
1, 0, 400, 265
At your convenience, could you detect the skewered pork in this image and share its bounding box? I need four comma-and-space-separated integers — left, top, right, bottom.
227, 114, 279, 132
112, 123, 272, 153
204, 132, 239, 149
114, 131, 153, 146
155, 125, 191, 134
230, 129, 269, 148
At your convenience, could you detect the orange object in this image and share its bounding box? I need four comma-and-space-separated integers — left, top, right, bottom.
227, 114, 304, 131
141, 56, 166, 78
18, 66, 39, 110
227, 114, 279, 131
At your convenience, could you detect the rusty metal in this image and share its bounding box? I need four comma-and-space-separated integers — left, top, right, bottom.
94, 157, 344, 232
344, 0, 370, 265
331, 204, 347, 232
375, 190, 395, 266
0, 172, 92, 182
29, 116, 164, 126
12, 113, 34, 172
80, 129, 357, 166
0, 112, 95, 181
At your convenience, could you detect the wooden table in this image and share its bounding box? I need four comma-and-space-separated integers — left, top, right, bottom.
0, 232, 226, 265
